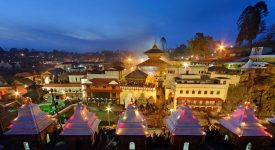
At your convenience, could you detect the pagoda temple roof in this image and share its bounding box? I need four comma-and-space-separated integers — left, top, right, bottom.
219, 102, 272, 137
137, 58, 168, 67
144, 44, 165, 54
125, 69, 148, 79
4, 101, 55, 135
60, 103, 100, 135
165, 105, 204, 135
116, 104, 148, 136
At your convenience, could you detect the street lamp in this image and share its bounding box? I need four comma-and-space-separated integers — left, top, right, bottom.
106, 106, 112, 126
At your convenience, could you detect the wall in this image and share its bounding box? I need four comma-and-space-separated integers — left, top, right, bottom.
120, 86, 156, 104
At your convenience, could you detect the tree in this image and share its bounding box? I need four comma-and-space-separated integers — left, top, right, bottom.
236, 1, 268, 46
187, 33, 217, 59
24, 83, 48, 103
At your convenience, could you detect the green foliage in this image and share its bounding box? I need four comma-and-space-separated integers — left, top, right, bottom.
236, 1, 268, 46
187, 33, 218, 58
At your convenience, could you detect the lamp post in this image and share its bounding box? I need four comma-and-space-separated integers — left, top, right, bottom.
106, 106, 112, 126
51, 88, 63, 129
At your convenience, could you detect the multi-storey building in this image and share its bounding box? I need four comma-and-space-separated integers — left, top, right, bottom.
169, 73, 229, 112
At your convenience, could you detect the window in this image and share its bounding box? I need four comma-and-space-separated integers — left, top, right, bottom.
186, 90, 189, 94
204, 91, 207, 94
183, 142, 189, 150
217, 91, 220, 95
192, 91, 195, 94
198, 91, 201, 94
112, 86, 116, 90
210, 91, 214, 95
223, 81, 226, 84
180, 90, 183, 94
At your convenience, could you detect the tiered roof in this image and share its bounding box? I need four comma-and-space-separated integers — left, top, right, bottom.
116, 103, 148, 135
219, 102, 272, 137
165, 104, 204, 135
4, 100, 55, 135
60, 103, 100, 135
125, 69, 148, 79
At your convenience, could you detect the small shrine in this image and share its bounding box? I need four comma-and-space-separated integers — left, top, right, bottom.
219, 102, 272, 149
4, 97, 57, 149
165, 102, 204, 149
60, 103, 100, 149
116, 103, 148, 150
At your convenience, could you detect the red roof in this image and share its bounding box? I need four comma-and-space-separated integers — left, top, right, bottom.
176, 97, 223, 101
90, 78, 118, 86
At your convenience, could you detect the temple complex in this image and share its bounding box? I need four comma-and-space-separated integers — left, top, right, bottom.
4, 98, 57, 149
60, 103, 100, 149
116, 103, 148, 150
165, 103, 204, 149
219, 102, 272, 149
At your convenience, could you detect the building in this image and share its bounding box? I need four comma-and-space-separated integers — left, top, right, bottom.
87, 68, 124, 81
60, 103, 100, 149
125, 69, 148, 86
4, 98, 57, 149
119, 69, 157, 105
242, 47, 275, 69
137, 44, 168, 75
68, 71, 86, 83
170, 74, 229, 112
42, 83, 82, 100
219, 102, 272, 149
0, 76, 12, 100
166, 61, 208, 89
82, 78, 121, 103
116, 103, 148, 150
165, 103, 205, 150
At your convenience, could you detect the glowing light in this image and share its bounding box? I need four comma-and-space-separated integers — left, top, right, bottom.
140, 58, 144, 62
106, 106, 112, 112
135, 110, 139, 116
127, 57, 132, 62
218, 43, 226, 51
144, 131, 148, 135
169, 109, 173, 113
24, 84, 28, 88
123, 115, 127, 120
241, 122, 246, 126
183, 63, 189, 69
15, 91, 20, 96
130, 67, 134, 71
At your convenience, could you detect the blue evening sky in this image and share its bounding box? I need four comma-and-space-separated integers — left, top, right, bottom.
0, 0, 274, 52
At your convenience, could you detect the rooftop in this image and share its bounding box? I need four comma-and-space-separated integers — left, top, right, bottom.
60, 103, 100, 135
165, 104, 204, 135
219, 102, 272, 137
116, 103, 148, 135
4, 99, 55, 135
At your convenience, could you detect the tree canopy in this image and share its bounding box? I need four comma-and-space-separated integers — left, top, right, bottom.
187, 33, 218, 58
236, 1, 268, 46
